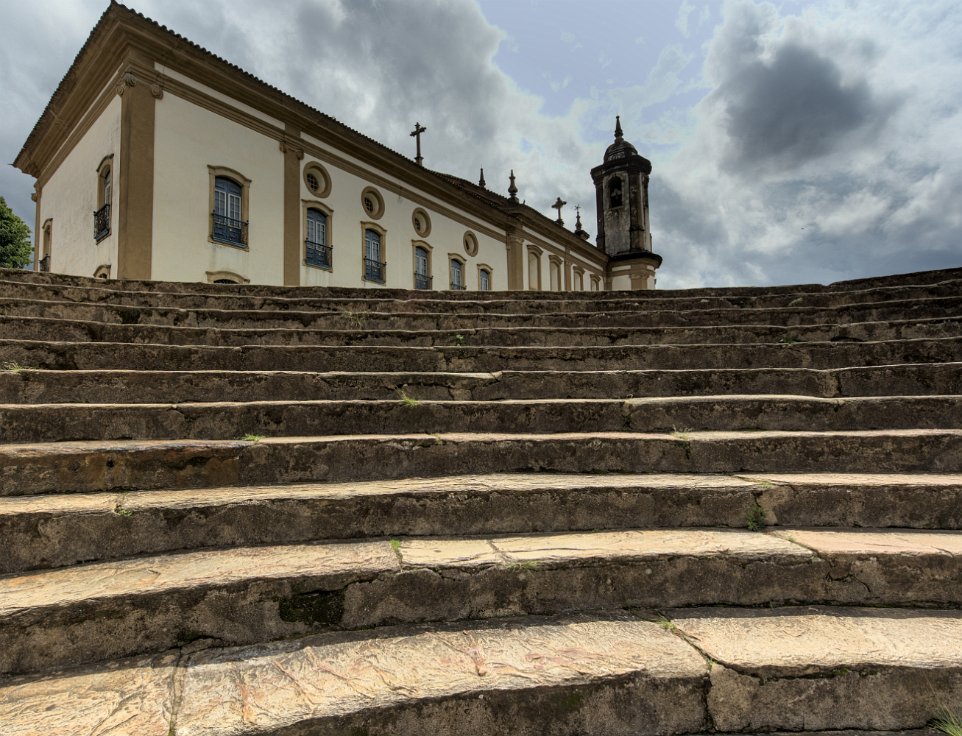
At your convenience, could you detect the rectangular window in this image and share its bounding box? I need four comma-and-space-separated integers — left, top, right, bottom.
212, 175, 247, 246
450, 259, 465, 290
364, 228, 384, 282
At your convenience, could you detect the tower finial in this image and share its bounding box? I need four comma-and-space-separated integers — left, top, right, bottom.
614, 115, 623, 140
575, 206, 583, 230
479, 167, 486, 188
508, 169, 518, 203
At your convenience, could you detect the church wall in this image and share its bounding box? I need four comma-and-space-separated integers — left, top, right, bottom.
36, 95, 122, 278
151, 92, 285, 285
297, 142, 509, 291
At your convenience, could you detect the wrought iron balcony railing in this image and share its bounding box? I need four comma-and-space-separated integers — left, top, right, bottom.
93, 204, 110, 242
364, 257, 386, 284
449, 282, 467, 291
38, 255, 50, 273
211, 213, 248, 247
414, 272, 432, 290
305, 240, 332, 269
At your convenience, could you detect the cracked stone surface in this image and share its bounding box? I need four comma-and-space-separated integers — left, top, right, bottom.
173, 617, 706, 736
670, 607, 962, 731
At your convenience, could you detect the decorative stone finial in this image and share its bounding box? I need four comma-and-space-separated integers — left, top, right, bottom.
479, 168, 486, 188
614, 115, 623, 140
508, 170, 518, 203
574, 205, 590, 240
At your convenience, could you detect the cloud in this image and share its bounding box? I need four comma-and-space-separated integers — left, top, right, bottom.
714, 42, 891, 170
653, 0, 962, 287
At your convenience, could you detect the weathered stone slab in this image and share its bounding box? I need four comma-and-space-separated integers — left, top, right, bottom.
3, 430, 961, 497
174, 616, 707, 736
3, 364, 960, 406
3, 336, 961, 373
670, 607, 962, 731
2, 394, 960, 444
0, 652, 177, 736
5, 527, 962, 675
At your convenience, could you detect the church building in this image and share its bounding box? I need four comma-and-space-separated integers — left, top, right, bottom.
15, 3, 662, 291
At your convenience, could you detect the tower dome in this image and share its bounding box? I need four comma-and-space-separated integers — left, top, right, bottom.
604, 116, 638, 162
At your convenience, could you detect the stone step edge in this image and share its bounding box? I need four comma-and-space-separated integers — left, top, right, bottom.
3, 293, 960, 321
4, 429, 962, 497
2, 312, 957, 340
3, 395, 962, 445
4, 364, 961, 405
4, 263, 960, 298
3, 527, 962, 677
1, 608, 960, 735
7, 525, 962, 618
3, 472, 961, 574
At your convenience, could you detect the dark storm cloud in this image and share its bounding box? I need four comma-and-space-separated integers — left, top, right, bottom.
715, 42, 890, 170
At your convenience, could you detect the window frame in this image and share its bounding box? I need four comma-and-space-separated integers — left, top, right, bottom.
208, 166, 252, 249
526, 244, 543, 291
361, 222, 387, 284
412, 240, 433, 290
360, 186, 385, 220
303, 161, 332, 198
302, 199, 333, 271
206, 270, 250, 285
572, 266, 585, 291
548, 255, 563, 292
412, 208, 432, 238
94, 155, 113, 243
449, 254, 466, 291
477, 263, 493, 291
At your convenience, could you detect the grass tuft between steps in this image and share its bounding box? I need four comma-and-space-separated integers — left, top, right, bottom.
933, 710, 962, 736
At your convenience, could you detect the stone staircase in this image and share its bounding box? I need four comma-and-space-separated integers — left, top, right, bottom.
1, 266, 960, 735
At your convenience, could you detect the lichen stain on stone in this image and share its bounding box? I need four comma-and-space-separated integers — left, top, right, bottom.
278, 590, 345, 628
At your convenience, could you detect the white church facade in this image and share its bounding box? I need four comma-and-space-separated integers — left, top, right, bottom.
15, 3, 662, 292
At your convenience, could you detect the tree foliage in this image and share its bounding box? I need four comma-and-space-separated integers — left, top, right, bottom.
0, 197, 33, 269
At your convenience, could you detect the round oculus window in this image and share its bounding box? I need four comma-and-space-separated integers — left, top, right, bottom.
303, 163, 331, 197
361, 187, 384, 219
463, 231, 479, 257
412, 208, 431, 237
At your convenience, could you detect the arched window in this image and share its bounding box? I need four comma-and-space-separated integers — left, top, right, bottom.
549, 258, 562, 291
305, 207, 331, 268
414, 245, 431, 289
479, 267, 491, 291
39, 219, 52, 272
364, 227, 384, 283
608, 177, 623, 208
212, 176, 246, 246
573, 268, 585, 291
450, 257, 465, 290
94, 157, 112, 242
527, 248, 541, 290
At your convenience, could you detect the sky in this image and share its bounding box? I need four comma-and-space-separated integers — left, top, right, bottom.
2, 0, 961, 288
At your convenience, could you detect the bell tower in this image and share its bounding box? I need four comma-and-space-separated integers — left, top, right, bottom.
592, 116, 662, 290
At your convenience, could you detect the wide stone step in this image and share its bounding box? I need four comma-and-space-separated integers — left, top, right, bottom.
4, 336, 960, 373
1, 395, 960, 443
3, 430, 961, 496
3, 266, 959, 310
4, 473, 960, 574
2, 527, 962, 676
4, 364, 960, 404
1, 314, 957, 348
3, 608, 959, 735
4, 294, 960, 331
